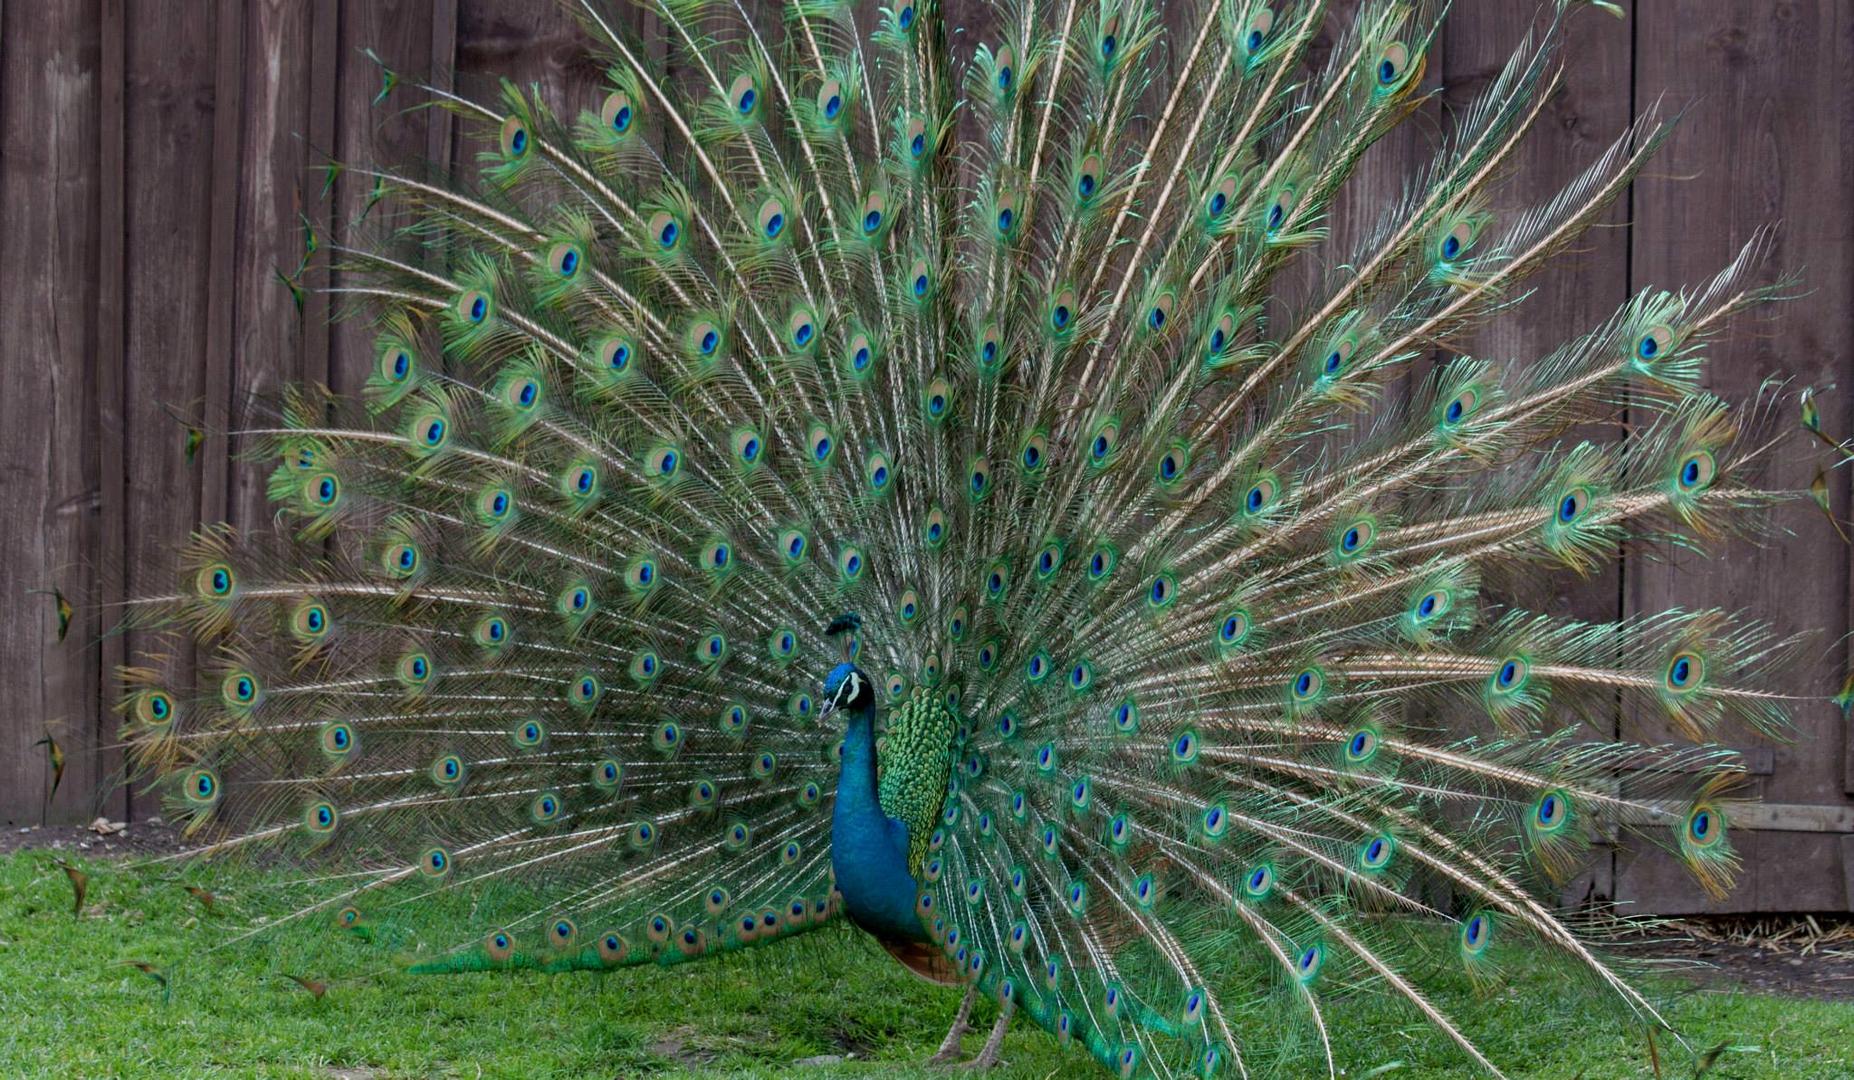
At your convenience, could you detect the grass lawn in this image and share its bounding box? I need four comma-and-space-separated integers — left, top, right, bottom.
0, 852, 1848, 1078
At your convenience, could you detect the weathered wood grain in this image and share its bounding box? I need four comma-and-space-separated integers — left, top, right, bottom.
0, 0, 104, 823
1444, 0, 1635, 909
2, 0, 1847, 913
1622, 0, 1854, 913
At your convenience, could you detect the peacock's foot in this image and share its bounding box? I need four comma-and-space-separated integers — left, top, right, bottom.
959, 995, 1014, 1070
928, 983, 978, 1065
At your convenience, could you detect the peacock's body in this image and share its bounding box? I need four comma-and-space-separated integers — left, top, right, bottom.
121, 0, 1813, 1074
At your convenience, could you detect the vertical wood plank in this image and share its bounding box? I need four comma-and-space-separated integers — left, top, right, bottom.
329, 0, 447, 393
225, 1, 321, 535
118, 0, 222, 831
0, 0, 104, 824
201, 0, 246, 530
302, 2, 339, 395
1443, 1, 1635, 905
1622, 0, 1854, 913
97, 0, 129, 821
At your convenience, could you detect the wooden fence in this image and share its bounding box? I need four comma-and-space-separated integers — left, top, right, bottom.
2, 0, 1849, 913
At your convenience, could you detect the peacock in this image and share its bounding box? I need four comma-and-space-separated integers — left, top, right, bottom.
118, 0, 1818, 1074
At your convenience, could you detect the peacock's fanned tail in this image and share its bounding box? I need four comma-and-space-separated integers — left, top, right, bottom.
120, 0, 1809, 1074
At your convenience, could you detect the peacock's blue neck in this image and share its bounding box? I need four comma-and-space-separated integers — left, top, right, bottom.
831, 706, 928, 942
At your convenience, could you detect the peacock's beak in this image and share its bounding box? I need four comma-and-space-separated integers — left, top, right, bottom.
817, 696, 836, 721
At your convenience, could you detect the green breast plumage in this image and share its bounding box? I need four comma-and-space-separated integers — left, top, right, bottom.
876, 687, 956, 877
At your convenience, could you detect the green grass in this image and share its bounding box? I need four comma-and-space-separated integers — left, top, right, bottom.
0, 853, 1847, 1079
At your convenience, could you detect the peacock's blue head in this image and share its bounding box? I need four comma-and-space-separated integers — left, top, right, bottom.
821, 662, 875, 719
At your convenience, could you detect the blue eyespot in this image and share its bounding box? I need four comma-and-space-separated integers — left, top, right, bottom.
1101, 34, 1116, 59
613, 105, 632, 132
1497, 660, 1520, 687
764, 212, 784, 238
609, 343, 630, 370
700, 330, 719, 354
1378, 59, 1397, 83
914, 273, 929, 296
423, 419, 446, 445
1209, 192, 1227, 217
794, 322, 813, 346
510, 129, 528, 155
864, 209, 882, 233
1442, 235, 1461, 261
854, 346, 871, 370
1051, 304, 1071, 330
659, 221, 680, 248
1267, 203, 1285, 231
910, 133, 926, 157
1446, 399, 1464, 423
1342, 526, 1361, 552
558, 249, 578, 276
898, 4, 914, 29
998, 208, 1013, 233
1078, 173, 1096, 198
1247, 29, 1263, 50
824, 94, 842, 118
469, 296, 487, 321
737, 88, 756, 114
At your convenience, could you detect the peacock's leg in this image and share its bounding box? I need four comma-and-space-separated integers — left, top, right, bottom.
961, 994, 1014, 1070
928, 983, 978, 1064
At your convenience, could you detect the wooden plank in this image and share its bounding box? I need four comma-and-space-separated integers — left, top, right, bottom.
97, 0, 129, 821
116, 0, 222, 830
330, 0, 447, 393
1444, 0, 1636, 909
1621, 0, 1854, 915
1611, 800, 1854, 834
301, 1, 338, 395
0, 0, 104, 824
225, 0, 321, 535
201, 0, 246, 531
